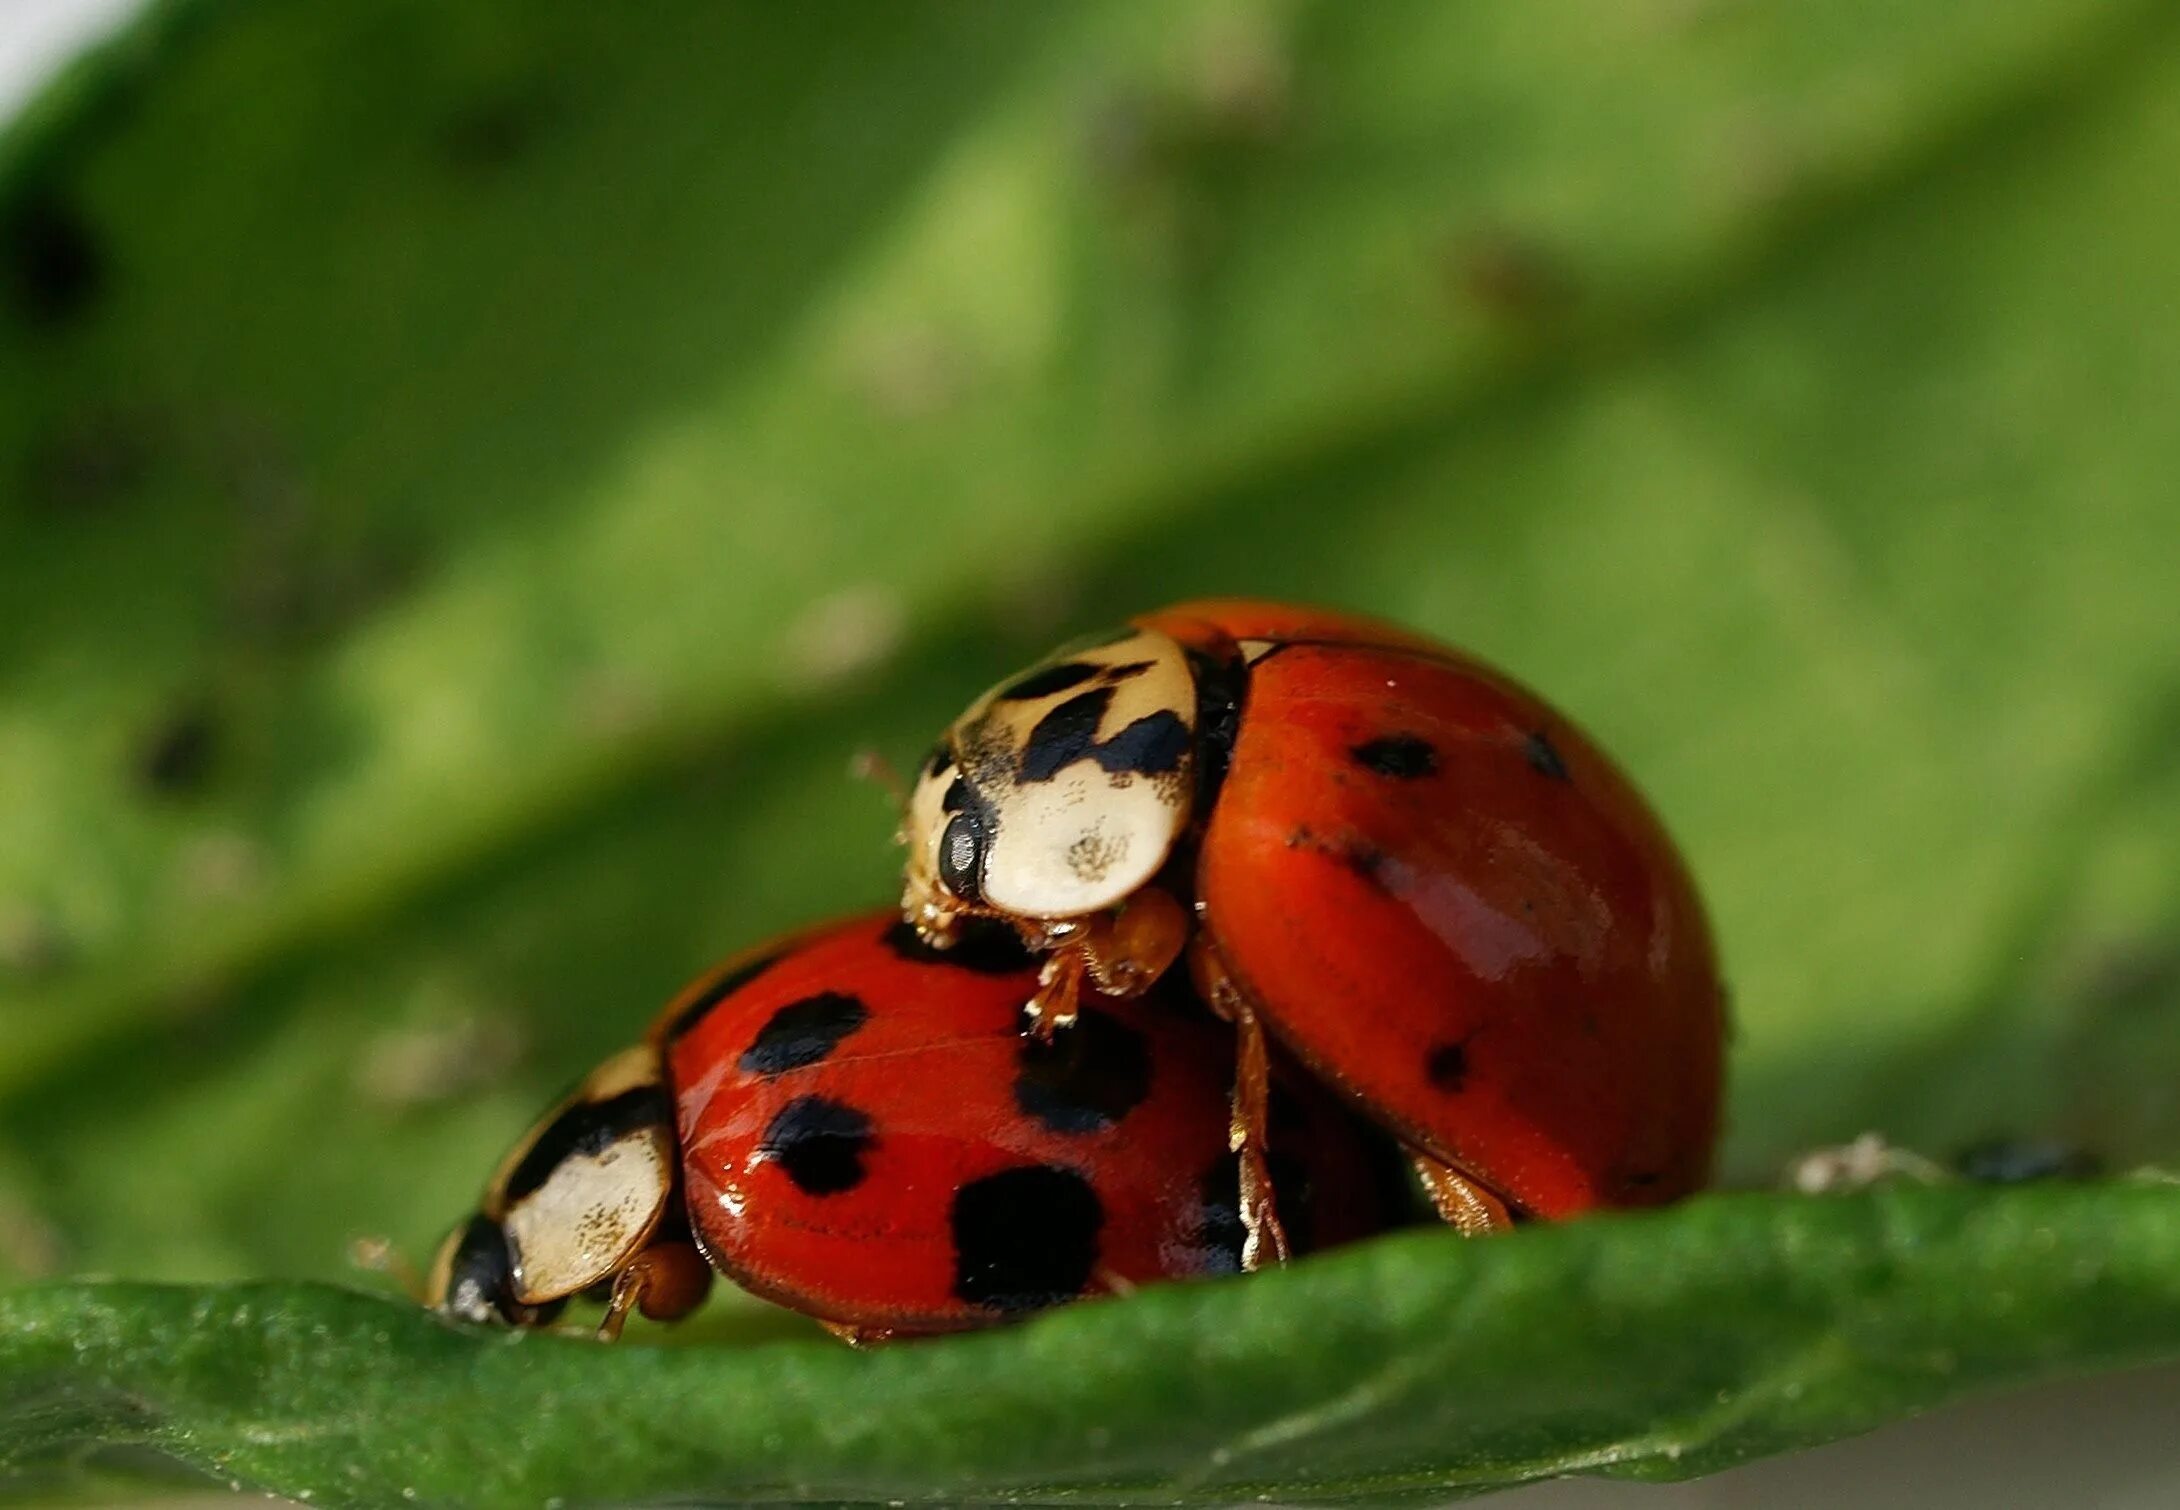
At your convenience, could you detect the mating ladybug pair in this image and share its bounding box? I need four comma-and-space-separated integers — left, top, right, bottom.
427, 600, 1725, 1340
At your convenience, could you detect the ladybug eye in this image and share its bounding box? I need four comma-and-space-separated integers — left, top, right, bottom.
938, 810, 985, 904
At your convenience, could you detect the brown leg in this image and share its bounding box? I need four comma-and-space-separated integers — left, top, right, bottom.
1023, 944, 1086, 1041
596, 1241, 713, 1341
820, 1320, 896, 1347
1412, 1156, 1514, 1236
1231, 1006, 1292, 1269
1023, 888, 1191, 1040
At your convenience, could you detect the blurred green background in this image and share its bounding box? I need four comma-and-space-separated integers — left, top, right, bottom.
3, 0, 2180, 1500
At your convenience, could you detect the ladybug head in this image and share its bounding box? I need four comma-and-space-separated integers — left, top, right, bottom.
900, 627, 1201, 939
427, 1212, 562, 1328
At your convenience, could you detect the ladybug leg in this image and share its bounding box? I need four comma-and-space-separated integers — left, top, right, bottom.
1022, 945, 1086, 1041
1021, 887, 1190, 1039
1411, 1157, 1514, 1236
1231, 1006, 1293, 1269
596, 1240, 713, 1341
820, 1320, 897, 1348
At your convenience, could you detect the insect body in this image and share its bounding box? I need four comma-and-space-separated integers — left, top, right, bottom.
902, 598, 1725, 1263
428, 910, 1399, 1340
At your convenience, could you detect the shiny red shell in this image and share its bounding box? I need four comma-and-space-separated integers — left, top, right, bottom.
1137, 599, 1725, 1218
662, 911, 1398, 1334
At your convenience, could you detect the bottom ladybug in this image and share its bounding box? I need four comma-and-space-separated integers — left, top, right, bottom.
428, 911, 1405, 1342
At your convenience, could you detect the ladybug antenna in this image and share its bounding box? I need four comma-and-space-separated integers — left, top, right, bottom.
348, 1232, 426, 1304
848, 747, 910, 820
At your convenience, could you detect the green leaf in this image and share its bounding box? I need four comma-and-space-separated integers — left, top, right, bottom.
5, 0, 2180, 1503
10, 1184, 2180, 1509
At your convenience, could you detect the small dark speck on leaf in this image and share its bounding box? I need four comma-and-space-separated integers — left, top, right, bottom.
4, 188, 105, 327
136, 701, 220, 797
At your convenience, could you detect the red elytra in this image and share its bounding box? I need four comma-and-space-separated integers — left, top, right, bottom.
904, 598, 1725, 1233
665, 911, 1400, 1337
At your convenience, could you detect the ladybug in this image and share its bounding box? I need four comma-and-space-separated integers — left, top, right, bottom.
902, 598, 1725, 1265
429, 910, 1401, 1342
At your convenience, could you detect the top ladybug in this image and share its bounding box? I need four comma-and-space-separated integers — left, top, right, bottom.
902, 599, 1724, 1267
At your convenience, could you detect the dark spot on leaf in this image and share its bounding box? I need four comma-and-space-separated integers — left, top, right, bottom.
1351, 733, 1438, 779
951, 1165, 1102, 1312
24, 407, 156, 516
1954, 1139, 2102, 1184
758, 1096, 875, 1196
437, 86, 560, 173
5, 188, 104, 327
135, 702, 219, 797
1014, 1008, 1153, 1133
1524, 731, 1570, 781
738, 993, 870, 1078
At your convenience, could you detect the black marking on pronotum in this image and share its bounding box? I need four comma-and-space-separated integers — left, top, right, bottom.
1099, 660, 1154, 684
997, 661, 1100, 701
1524, 730, 1570, 781
503, 1084, 673, 1204
5, 188, 103, 327
1189, 647, 1247, 811
951, 1165, 1103, 1312
665, 949, 788, 1043
1351, 733, 1438, 779
921, 743, 953, 780
1018, 688, 1189, 784
758, 1096, 876, 1195
1013, 1008, 1153, 1134
739, 992, 870, 1077
1426, 1041, 1470, 1093
879, 917, 1034, 974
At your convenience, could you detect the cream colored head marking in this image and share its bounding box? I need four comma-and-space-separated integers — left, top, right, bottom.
905, 627, 1198, 926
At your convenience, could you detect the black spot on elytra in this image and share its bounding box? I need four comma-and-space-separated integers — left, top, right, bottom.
1019, 688, 1189, 783
951, 1165, 1102, 1311
1100, 660, 1154, 683
1524, 730, 1570, 781
665, 949, 787, 1043
1426, 1041, 1469, 1093
1013, 1008, 1153, 1134
759, 1096, 876, 1196
997, 661, 1100, 701
739, 992, 870, 1077
503, 1083, 671, 1203
135, 702, 218, 797
1351, 733, 1437, 779
1341, 841, 1393, 890
5, 189, 103, 327
880, 917, 1034, 974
